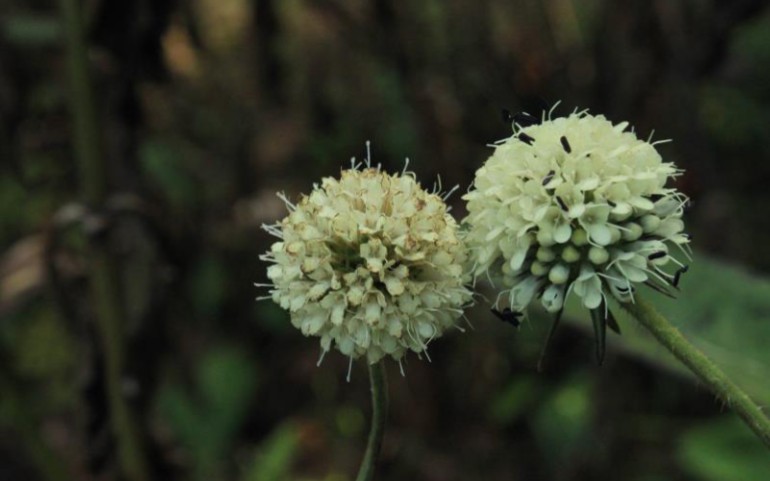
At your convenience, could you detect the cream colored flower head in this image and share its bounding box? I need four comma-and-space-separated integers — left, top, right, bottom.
463, 109, 691, 316
260, 146, 472, 366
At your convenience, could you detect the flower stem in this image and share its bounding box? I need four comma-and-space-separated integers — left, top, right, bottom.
623, 296, 770, 449
58, 0, 152, 479
355, 361, 388, 481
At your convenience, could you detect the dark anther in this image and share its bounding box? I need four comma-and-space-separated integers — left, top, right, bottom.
607, 200, 616, 207
683, 233, 692, 240
648, 251, 667, 260
672, 265, 689, 287
501, 108, 514, 123
542, 170, 555, 186
555, 196, 568, 211
519, 133, 535, 145
560, 135, 572, 153
514, 111, 540, 128
649, 194, 664, 202
491, 308, 522, 327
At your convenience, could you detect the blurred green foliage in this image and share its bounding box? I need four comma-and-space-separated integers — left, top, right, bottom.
158, 347, 258, 480
239, 422, 299, 481
1, 0, 770, 480
678, 417, 770, 481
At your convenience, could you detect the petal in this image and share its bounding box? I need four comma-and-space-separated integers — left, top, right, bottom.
610, 202, 632, 217
581, 286, 603, 309
511, 247, 529, 271
541, 284, 565, 313
588, 224, 612, 245
417, 321, 435, 339
553, 223, 572, 243
568, 203, 586, 218
385, 276, 405, 296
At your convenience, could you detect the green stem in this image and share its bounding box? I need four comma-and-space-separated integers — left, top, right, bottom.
58, 0, 152, 480
623, 296, 770, 450
58, 0, 104, 205
355, 361, 388, 481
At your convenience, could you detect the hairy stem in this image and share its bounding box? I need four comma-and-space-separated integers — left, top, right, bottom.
623, 296, 770, 450
355, 361, 388, 481
59, 0, 152, 479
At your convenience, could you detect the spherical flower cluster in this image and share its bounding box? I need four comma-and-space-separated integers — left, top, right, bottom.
463, 110, 691, 316
260, 154, 472, 365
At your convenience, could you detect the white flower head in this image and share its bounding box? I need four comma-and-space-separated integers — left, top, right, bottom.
260, 144, 473, 368
463, 108, 691, 323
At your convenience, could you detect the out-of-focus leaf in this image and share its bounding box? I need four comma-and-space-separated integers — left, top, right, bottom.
677, 416, 770, 481
531, 372, 591, 462
699, 86, 768, 146
0, 236, 44, 317
190, 254, 226, 318
1, 15, 61, 45
565, 253, 770, 405
488, 376, 540, 426
334, 405, 364, 438
239, 422, 300, 481
157, 346, 258, 480
139, 139, 199, 207
731, 13, 770, 83
14, 309, 77, 404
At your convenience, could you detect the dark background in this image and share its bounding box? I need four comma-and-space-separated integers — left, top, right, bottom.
1, 0, 770, 480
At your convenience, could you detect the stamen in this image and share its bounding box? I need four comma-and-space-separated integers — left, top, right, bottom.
276, 192, 296, 211
547, 100, 562, 120
560, 136, 572, 153
317, 349, 328, 367
442, 184, 460, 201
346, 355, 354, 383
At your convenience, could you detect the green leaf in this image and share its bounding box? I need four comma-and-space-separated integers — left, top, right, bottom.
488, 376, 541, 425
240, 423, 300, 481
1, 15, 62, 46
157, 346, 258, 480
677, 416, 770, 481
565, 252, 770, 405
532, 373, 592, 462
139, 139, 199, 207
